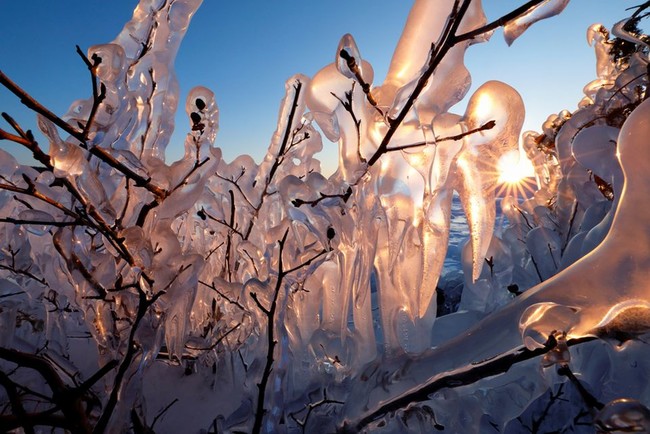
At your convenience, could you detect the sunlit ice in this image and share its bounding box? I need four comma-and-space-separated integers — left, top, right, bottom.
0, 0, 649, 433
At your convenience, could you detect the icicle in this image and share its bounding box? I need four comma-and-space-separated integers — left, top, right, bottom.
503, 0, 570, 46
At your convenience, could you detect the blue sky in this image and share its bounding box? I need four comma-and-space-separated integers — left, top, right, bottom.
0, 1, 635, 174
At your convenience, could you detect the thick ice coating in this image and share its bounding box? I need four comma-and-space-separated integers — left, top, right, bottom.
3, 0, 645, 433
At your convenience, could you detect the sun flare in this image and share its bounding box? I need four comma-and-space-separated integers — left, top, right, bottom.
495, 150, 537, 198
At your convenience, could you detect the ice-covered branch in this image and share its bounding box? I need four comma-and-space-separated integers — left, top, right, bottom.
0, 349, 117, 434
74, 45, 106, 142
384, 119, 496, 153
251, 229, 328, 434
0, 71, 166, 199
342, 335, 597, 432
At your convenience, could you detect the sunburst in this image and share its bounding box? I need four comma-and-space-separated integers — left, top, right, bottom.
494, 150, 537, 200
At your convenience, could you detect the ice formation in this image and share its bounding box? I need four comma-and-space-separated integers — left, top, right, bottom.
0, 0, 649, 433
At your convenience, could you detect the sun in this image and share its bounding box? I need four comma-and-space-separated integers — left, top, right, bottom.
495, 150, 537, 199
497, 150, 528, 184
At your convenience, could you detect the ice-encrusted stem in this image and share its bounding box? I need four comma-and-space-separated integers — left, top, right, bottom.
0, 70, 167, 200
250, 229, 328, 434
94, 288, 165, 434
342, 335, 596, 432
243, 78, 305, 242
0, 349, 118, 434
365, 0, 546, 168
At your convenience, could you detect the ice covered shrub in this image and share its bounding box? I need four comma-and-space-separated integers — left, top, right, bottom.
0, 1, 648, 433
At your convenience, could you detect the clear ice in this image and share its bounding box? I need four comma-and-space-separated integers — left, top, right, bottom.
1, 0, 650, 433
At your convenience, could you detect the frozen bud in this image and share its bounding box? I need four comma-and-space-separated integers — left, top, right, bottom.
186, 86, 219, 142
594, 399, 650, 433
336, 33, 363, 80
520, 302, 579, 350
541, 331, 570, 368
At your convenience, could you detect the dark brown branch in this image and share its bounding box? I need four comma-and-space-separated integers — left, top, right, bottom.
289, 389, 344, 433
0, 217, 77, 227
0, 71, 167, 199
0, 253, 49, 285
0, 115, 135, 262
94, 288, 153, 433
366, 0, 472, 167
558, 364, 604, 411
243, 80, 304, 241
89, 146, 166, 199
385, 120, 496, 153
338, 50, 381, 114
199, 205, 244, 240
0, 120, 51, 167
52, 236, 108, 300
331, 84, 365, 163
1, 112, 29, 138
251, 229, 289, 434
562, 200, 579, 254
0, 182, 80, 221
249, 292, 270, 316
0, 128, 32, 147
150, 398, 179, 431
366, 0, 548, 169
251, 230, 328, 434
526, 383, 567, 433
75, 359, 119, 396
136, 157, 210, 227
199, 279, 246, 312
223, 190, 237, 280
75, 45, 105, 142
170, 157, 210, 194
292, 186, 353, 208
283, 248, 328, 276
267, 82, 302, 184
455, 0, 546, 43
0, 71, 82, 139
0, 133, 142, 266
0, 348, 92, 433
0, 370, 35, 434
215, 173, 256, 209
184, 323, 241, 352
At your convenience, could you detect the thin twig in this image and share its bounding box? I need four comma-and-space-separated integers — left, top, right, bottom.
199, 280, 246, 312
385, 120, 496, 153
243, 79, 304, 241
184, 323, 241, 352
75, 45, 106, 142
289, 389, 344, 433
0, 371, 35, 434
292, 186, 353, 208
455, 0, 546, 43
150, 398, 179, 430
0, 71, 167, 199
251, 230, 328, 434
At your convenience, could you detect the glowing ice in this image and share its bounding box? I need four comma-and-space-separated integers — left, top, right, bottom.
1, 1, 648, 433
